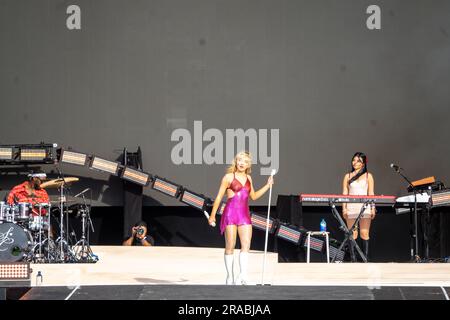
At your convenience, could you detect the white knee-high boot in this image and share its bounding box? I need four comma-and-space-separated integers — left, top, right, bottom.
237, 251, 249, 285
224, 254, 234, 285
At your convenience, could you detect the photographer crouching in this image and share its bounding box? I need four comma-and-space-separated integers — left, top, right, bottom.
122, 221, 155, 246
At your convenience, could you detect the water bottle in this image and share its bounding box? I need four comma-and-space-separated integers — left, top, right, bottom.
320, 219, 327, 232
36, 271, 43, 286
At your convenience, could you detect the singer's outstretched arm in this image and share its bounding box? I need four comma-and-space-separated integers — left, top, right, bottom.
248, 176, 274, 201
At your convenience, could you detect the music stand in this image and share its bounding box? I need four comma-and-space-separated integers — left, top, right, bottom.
329, 200, 370, 263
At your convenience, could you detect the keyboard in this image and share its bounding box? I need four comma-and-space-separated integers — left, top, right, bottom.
300, 194, 396, 205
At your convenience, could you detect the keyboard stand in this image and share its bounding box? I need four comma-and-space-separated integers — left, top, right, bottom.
329, 200, 370, 263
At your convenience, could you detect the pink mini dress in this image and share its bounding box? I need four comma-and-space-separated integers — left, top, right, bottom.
220, 173, 252, 234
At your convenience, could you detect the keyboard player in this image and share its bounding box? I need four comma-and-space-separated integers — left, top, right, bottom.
342, 152, 375, 261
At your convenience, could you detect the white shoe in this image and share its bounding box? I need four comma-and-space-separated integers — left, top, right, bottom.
224, 254, 234, 285
238, 251, 249, 285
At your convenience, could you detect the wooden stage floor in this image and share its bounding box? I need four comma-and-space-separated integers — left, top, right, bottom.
28, 246, 450, 288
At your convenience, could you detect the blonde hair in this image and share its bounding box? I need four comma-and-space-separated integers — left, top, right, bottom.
227, 151, 252, 174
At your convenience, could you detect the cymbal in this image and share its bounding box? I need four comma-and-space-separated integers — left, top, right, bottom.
41, 177, 79, 189
50, 199, 75, 206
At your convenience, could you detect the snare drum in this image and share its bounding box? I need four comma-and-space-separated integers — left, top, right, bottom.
28, 215, 50, 232
31, 203, 51, 217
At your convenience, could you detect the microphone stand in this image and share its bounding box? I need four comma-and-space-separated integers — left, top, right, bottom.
73, 189, 96, 262
424, 186, 432, 261
89, 188, 94, 235
261, 174, 275, 286
54, 162, 68, 263
393, 167, 419, 261
55, 163, 74, 263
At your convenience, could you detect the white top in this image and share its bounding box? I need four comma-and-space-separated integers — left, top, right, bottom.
347, 173, 371, 218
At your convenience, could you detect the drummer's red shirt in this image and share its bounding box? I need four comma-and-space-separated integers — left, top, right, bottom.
7, 181, 50, 215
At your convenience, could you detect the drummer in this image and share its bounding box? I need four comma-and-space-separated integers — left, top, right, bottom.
7, 172, 50, 215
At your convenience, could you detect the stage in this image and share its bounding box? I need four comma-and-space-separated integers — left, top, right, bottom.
9, 246, 450, 300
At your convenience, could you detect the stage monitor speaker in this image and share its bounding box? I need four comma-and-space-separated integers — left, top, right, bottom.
274, 195, 303, 262
423, 208, 450, 259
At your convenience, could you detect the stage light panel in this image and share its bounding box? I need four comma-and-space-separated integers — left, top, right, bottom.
303, 236, 324, 252
276, 223, 305, 245
0, 262, 30, 280
251, 213, 277, 234
20, 148, 46, 161
329, 245, 345, 262
180, 189, 210, 210
60, 150, 88, 166
0, 147, 13, 160
89, 156, 120, 175
432, 190, 450, 207
151, 176, 182, 198
121, 166, 151, 186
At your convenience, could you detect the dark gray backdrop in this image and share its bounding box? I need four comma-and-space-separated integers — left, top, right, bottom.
1, 0, 449, 206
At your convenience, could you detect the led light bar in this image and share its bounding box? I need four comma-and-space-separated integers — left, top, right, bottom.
60, 150, 88, 166
0, 262, 31, 280
276, 223, 306, 245
432, 190, 450, 207
250, 213, 277, 234
329, 245, 345, 262
121, 166, 151, 186
0, 147, 13, 160
89, 156, 120, 175
180, 189, 210, 210
303, 236, 324, 252
20, 148, 46, 161
151, 176, 182, 198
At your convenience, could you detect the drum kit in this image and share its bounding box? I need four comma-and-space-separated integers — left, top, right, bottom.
0, 177, 97, 263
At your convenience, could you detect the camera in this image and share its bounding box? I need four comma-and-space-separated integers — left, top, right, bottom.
136, 227, 145, 236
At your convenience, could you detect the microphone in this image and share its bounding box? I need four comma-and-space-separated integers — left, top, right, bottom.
390, 163, 401, 172
74, 188, 90, 198
204, 210, 216, 227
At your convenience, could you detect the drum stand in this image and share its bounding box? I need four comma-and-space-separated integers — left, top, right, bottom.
73, 193, 96, 262
41, 204, 56, 263
53, 165, 76, 263
29, 204, 54, 263
38, 205, 43, 262
54, 200, 76, 262
27, 205, 44, 263
329, 200, 370, 263
58, 181, 65, 261
47, 205, 52, 262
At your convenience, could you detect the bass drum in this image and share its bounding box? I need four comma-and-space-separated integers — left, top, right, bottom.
0, 222, 32, 262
